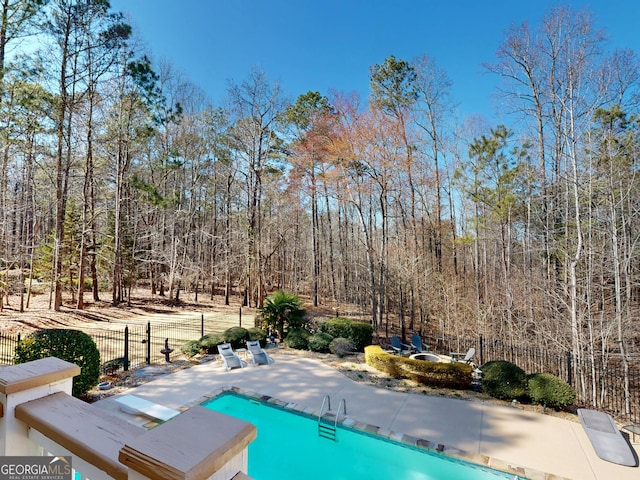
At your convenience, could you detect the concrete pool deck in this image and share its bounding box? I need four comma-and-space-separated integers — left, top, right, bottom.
95, 352, 639, 480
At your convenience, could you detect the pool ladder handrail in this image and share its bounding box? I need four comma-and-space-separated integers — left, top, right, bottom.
335, 398, 347, 431
317, 395, 347, 441
318, 395, 334, 440
318, 394, 331, 421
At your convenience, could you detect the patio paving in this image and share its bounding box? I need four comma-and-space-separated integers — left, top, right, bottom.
95, 352, 639, 480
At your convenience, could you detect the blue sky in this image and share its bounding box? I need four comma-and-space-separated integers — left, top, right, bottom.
110, 1, 640, 119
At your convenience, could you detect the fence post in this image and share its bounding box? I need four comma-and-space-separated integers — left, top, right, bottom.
239, 307, 242, 327
124, 326, 129, 371
479, 335, 484, 366
566, 351, 572, 386
15, 333, 21, 366
201, 314, 204, 338
146, 321, 151, 365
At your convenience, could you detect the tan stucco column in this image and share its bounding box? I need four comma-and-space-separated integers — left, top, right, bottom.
0, 357, 80, 456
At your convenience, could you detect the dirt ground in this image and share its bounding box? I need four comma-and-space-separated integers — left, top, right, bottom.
0, 287, 577, 422
0, 287, 252, 335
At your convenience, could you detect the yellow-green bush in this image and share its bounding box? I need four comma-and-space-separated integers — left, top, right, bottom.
364, 345, 472, 389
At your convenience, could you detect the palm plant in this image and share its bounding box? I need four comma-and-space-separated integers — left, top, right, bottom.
258, 290, 307, 339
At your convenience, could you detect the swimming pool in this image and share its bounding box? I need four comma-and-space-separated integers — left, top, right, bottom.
203, 393, 523, 480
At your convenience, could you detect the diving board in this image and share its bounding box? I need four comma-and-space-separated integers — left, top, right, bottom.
578, 408, 637, 467
114, 394, 180, 422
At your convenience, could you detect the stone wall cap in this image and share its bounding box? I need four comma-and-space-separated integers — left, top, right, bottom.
0, 357, 81, 395
119, 405, 257, 480
15, 391, 145, 480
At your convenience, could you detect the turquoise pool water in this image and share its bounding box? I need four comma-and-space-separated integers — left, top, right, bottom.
203, 393, 522, 480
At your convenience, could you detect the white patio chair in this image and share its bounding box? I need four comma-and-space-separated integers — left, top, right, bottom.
218, 343, 245, 371
246, 340, 272, 366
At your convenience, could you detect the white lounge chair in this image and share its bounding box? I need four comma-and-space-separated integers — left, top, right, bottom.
114, 394, 180, 422
218, 343, 245, 370
246, 340, 272, 366
450, 347, 475, 364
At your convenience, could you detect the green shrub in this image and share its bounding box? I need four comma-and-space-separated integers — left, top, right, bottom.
284, 328, 310, 349
308, 332, 334, 353
481, 360, 528, 401
102, 357, 126, 375
320, 317, 351, 338
14, 329, 100, 398
199, 334, 224, 354
258, 290, 307, 339
330, 337, 354, 357
247, 327, 268, 346
181, 340, 202, 358
320, 318, 373, 352
348, 321, 374, 351
364, 345, 472, 389
527, 373, 576, 409
223, 326, 249, 349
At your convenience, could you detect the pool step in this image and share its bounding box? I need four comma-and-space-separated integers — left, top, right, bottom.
318, 420, 337, 440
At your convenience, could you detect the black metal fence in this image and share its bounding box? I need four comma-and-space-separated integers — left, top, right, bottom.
1, 322, 638, 425
89, 318, 209, 368
0, 314, 222, 371
0, 332, 19, 365
421, 332, 640, 425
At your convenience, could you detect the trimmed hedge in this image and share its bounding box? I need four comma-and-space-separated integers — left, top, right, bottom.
320, 317, 373, 352
247, 327, 268, 346
527, 373, 576, 409
330, 337, 354, 357
199, 334, 224, 354
365, 345, 402, 377
308, 332, 333, 353
14, 329, 100, 398
284, 328, 310, 350
181, 340, 201, 358
223, 327, 249, 349
481, 360, 528, 401
364, 345, 473, 389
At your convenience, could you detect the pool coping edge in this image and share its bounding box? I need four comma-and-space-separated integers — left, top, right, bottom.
180, 385, 570, 480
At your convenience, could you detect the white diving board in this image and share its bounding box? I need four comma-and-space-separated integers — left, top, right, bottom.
114, 394, 180, 422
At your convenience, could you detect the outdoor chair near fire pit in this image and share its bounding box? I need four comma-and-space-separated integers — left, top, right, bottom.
450, 347, 476, 365
410, 333, 427, 353
388, 336, 414, 355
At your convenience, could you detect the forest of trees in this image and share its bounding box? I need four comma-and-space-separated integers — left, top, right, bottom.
1, 1, 639, 375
